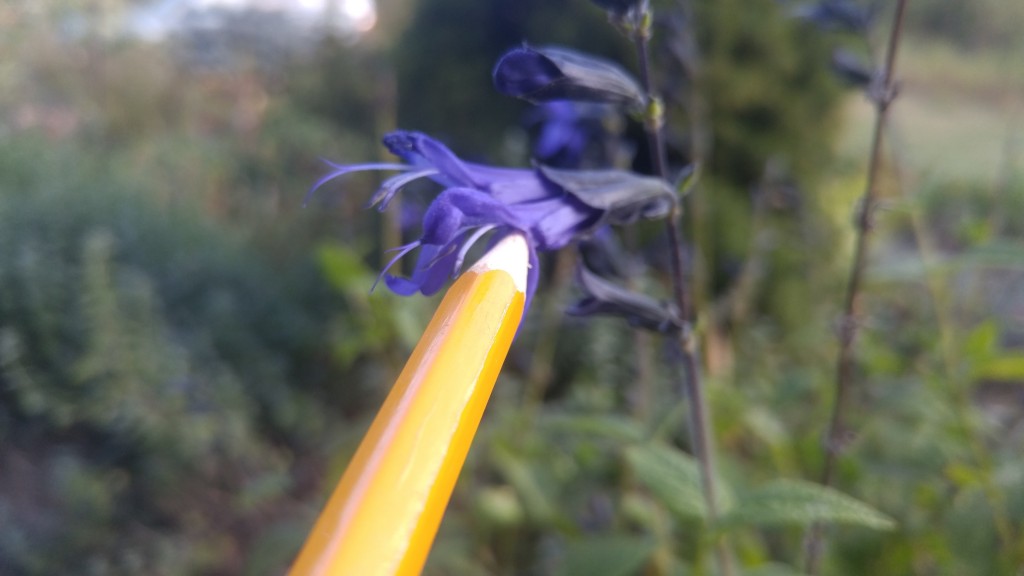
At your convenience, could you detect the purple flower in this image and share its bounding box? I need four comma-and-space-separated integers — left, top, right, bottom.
309, 130, 674, 309
567, 263, 682, 334
527, 101, 619, 168
493, 46, 644, 109
791, 0, 874, 33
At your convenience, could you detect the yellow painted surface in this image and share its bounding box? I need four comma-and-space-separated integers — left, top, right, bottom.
289, 266, 525, 576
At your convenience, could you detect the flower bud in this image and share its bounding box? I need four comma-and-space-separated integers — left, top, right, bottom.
567, 264, 682, 334
537, 165, 674, 225
493, 46, 645, 109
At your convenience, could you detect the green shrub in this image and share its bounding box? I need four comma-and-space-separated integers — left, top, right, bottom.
0, 136, 345, 573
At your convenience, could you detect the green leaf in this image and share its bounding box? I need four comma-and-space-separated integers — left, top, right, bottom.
974, 355, 1024, 381
491, 445, 558, 524
560, 535, 655, 576
964, 320, 998, 363
964, 320, 1024, 382
742, 563, 809, 576
316, 244, 373, 294
722, 479, 895, 530
945, 462, 984, 488
540, 412, 646, 443
625, 442, 719, 520
674, 163, 700, 198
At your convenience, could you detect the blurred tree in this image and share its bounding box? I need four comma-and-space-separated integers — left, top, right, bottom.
686, 0, 844, 334
693, 0, 841, 189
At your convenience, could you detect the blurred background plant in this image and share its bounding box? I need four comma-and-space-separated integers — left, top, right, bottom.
0, 0, 1021, 574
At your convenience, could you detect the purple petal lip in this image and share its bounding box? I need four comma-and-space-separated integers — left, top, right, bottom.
311, 130, 668, 311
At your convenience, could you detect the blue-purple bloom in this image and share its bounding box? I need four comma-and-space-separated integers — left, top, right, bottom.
791, 0, 874, 33
567, 263, 682, 334
527, 101, 619, 168
493, 46, 645, 109
309, 130, 674, 309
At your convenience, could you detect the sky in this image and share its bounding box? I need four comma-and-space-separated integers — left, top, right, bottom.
129, 0, 377, 40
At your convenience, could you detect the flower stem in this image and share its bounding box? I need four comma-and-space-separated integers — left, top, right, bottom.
631, 5, 732, 574
803, 1, 909, 572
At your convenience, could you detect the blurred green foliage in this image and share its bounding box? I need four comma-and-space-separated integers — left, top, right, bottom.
0, 0, 1022, 574
907, 0, 1024, 50
0, 16, 427, 571
0, 134, 333, 573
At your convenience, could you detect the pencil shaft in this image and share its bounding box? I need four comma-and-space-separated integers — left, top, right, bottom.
290, 265, 525, 576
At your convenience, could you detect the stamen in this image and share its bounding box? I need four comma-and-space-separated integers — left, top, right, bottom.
304, 161, 410, 206
423, 232, 467, 270
454, 225, 497, 274
368, 169, 440, 211
372, 241, 421, 292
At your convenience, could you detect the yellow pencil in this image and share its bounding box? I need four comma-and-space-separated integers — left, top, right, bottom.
289, 232, 529, 576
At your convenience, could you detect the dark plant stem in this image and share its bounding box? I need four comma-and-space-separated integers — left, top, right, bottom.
803, 1, 909, 572
631, 7, 732, 575
634, 25, 669, 182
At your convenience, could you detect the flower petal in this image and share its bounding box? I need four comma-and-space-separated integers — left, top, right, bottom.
385, 243, 460, 296
383, 131, 478, 188
493, 46, 645, 109
493, 47, 564, 98
382, 188, 530, 297
509, 195, 600, 251
578, 226, 637, 280
567, 264, 682, 333
791, 0, 874, 33
537, 165, 674, 225
419, 188, 525, 245
382, 130, 552, 203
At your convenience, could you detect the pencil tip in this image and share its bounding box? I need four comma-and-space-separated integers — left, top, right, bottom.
470, 233, 529, 292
